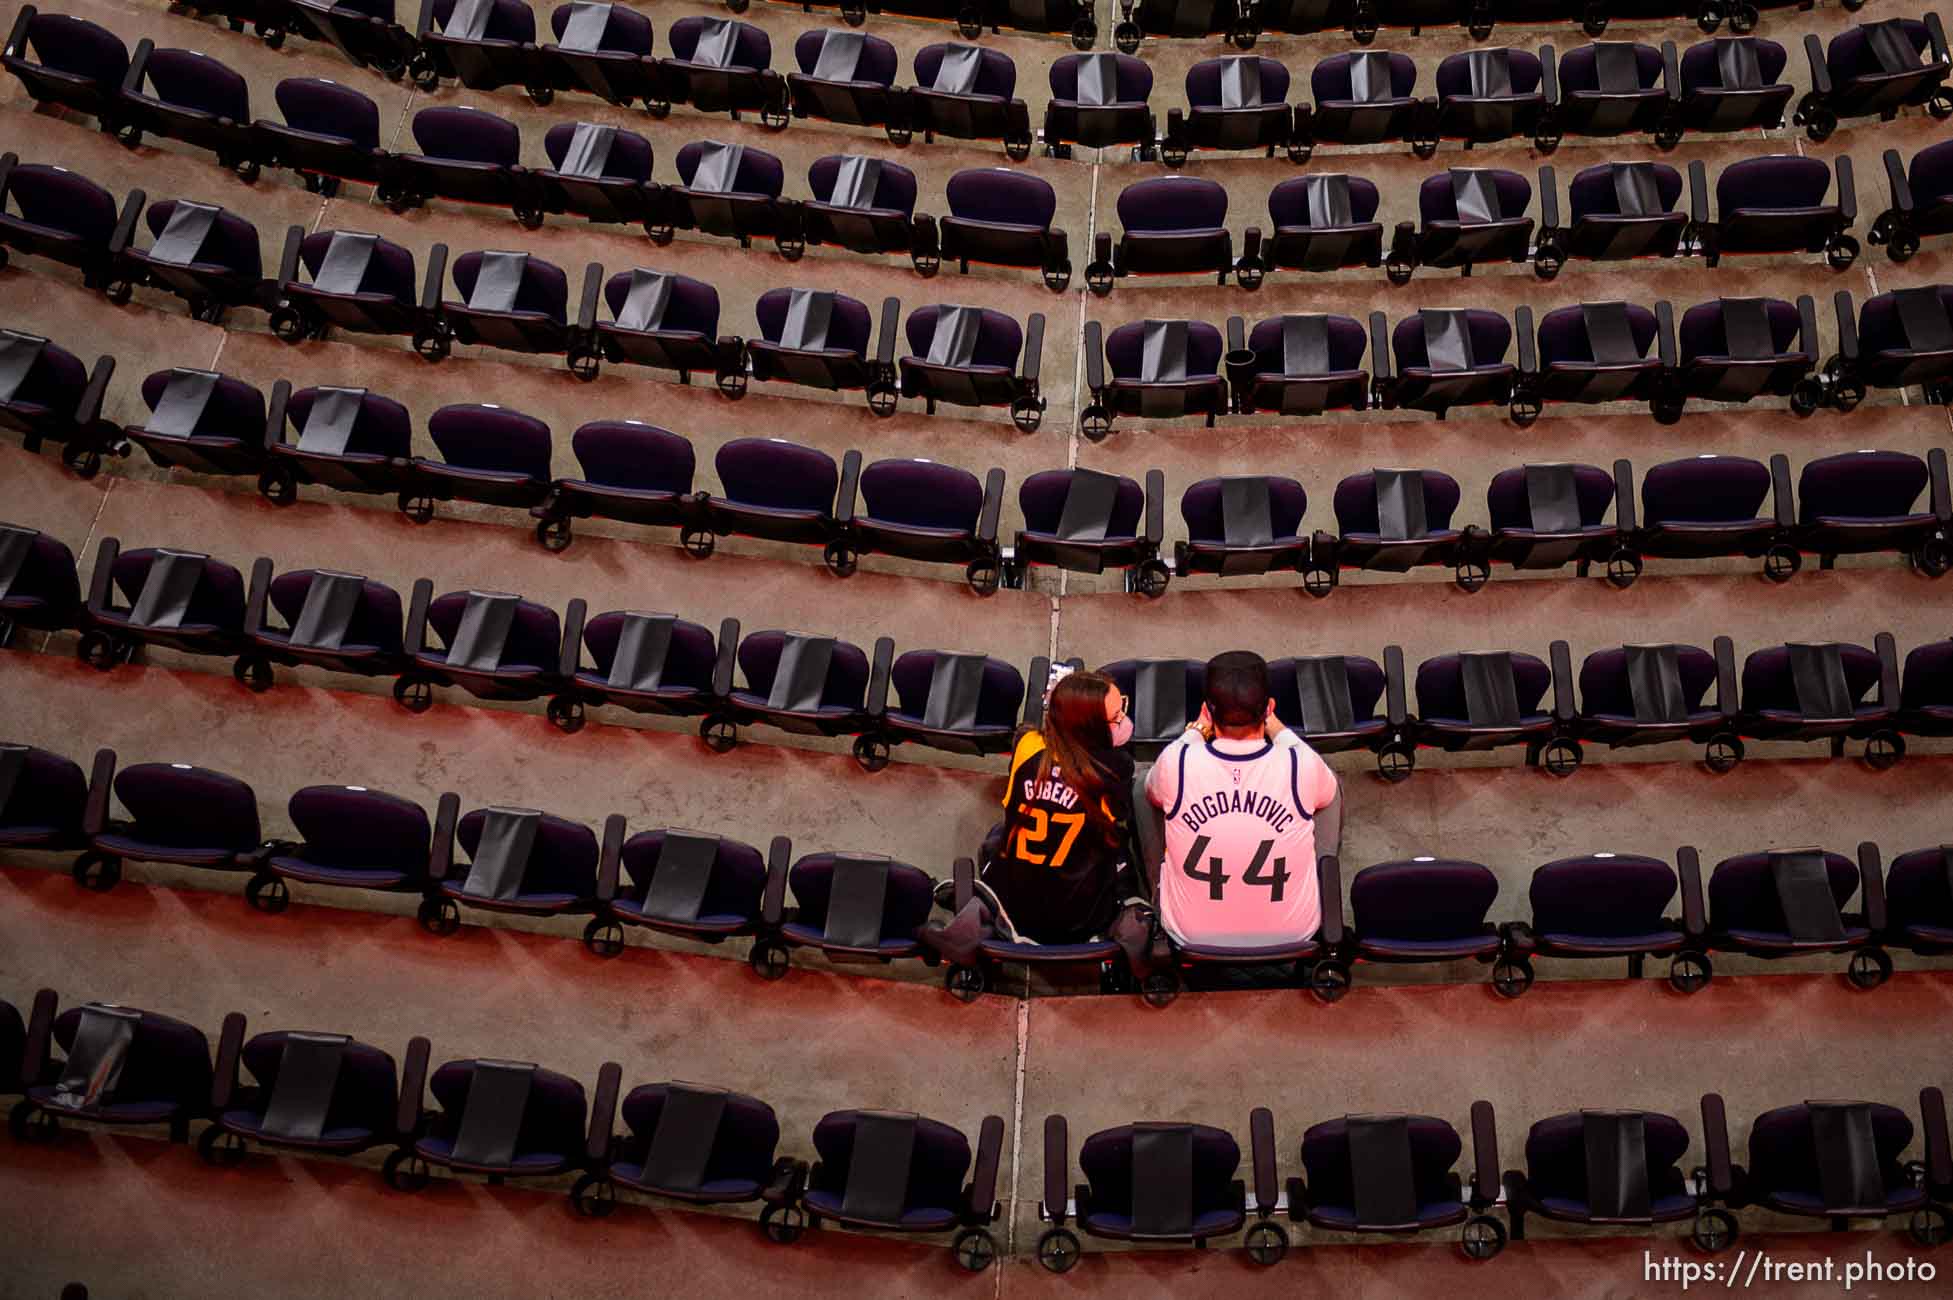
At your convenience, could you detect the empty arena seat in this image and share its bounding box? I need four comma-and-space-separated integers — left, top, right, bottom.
1900, 637, 1953, 736
0, 523, 80, 645
938, 167, 1072, 292
396, 585, 571, 712
411, 0, 539, 93
253, 78, 390, 195
1512, 302, 1668, 424
423, 249, 572, 363
594, 828, 775, 949
799, 154, 923, 263
268, 226, 422, 346
1792, 448, 1949, 572
906, 42, 1032, 159
784, 1109, 1003, 1269
1502, 1098, 1737, 1252
389, 1056, 598, 1190
575, 1078, 794, 1223
124, 368, 268, 482
653, 16, 784, 123
1534, 161, 1688, 273
897, 305, 1044, 431
1226, 312, 1371, 416
1267, 648, 1413, 779
1885, 845, 1953, 953
1174, 474, 1310, 579
537, 0, 654, 106
1550, 40, 1671, 141
1348, 857, 1514, 988
697, 436, 853, 564
1081, 318, 1228, 438
202, 1016, 416, 1167
1115, 0, 1247, 44
1388, 166, 1535, 283
433, 804, 610, 924
1833, 286, 1953, 409
0, 329, 118, 475
745, 288, 899, 410
1506, 851, 1710, 988
761, 848, 935, 968
1258, 0, 1363, 37
1289, 1105, 1503, 1256
71, 750, 267, 891
1673, 295, 1818, 414
402, 402, 553, 523
1258, 173, 1384, 277
858, 650, 1025, 769
1012, 466, 1169, 594
259, 381, 415, 505
1101, 657, 1204, 760
1691, 155, 1856, 269
1698, 842, 1892, 985
531, 420, 699, 552
1306, 467, 1471, 595
236, 561, 409, 692
386, 106, 536, 226
0, 740, 87, 848
1385, 308, 1516, 418
1872, 140, 1953, 262
553, 605, 734, 734
115, 42, 259, 180
0, 155, 141, 289
1483, 461, 1632, 578
1795, 16, 1952, 143
1575, 640, 1741, 771
1674, 35, 1791, 136
78, 540, 247, 673
788, 29, 902, 134
705, 629, 887, 752
1044, 52, 1155, 156
1294, 51, 1421, 162
1635, 454, 1789, 572
1432, 45, 1550, 149
657, 140, 790, 253
108, 196, 264, 325
840, 456, 1007, 596
1, 7, 129, 122
1738, 636, 1904, 766
1090, 176, 1242, 295
578, 267, 737, 390
1743, 1093, 1950, 1235
532, 121, 656, 226
1415, 645, 1579, 774
279, 0, 418, 76
1164, 56, 1294, 164
14, 989, 213, 1142
251, 783, 444, 913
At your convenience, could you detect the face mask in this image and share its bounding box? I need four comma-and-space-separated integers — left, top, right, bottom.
1109, 715, 1134, 747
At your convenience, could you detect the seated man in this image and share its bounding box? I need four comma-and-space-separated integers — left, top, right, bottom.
1143, 650, 1342, 967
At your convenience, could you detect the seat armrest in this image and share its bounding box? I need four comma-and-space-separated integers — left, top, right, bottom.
557, 598, 585, 681
834, 448, 861, 526
263, 380, 290, 451
965, 1115, 1004, 1223
1688, 158, 1710, 225
420, 242, 448, 314
976, 468, 1005, 546
1083, 319, 1105, 393
596, 812, 626, 904
1858, 839, 1887, 933
1368, 312, 1392, 383
1143, 469, 1165, 547
912, 211, 939, 260
866, 636, 894, 720
1678, 845, 1707, 941
1549, 640, 1576, 722
760, 835, 791, 927
393, 1035, 430, 1141
1240, 224, 1262, 266
1836, 154, 1856, 224
1701, 1092, 1734, 1197
1249, 1106, 1278, 1216
763, 1157, 807, 1206
1023, 656, 1051, 727
1042, 1114, 1070, 1226
1662, 40, 1680, 101
1930, 11, 1950, 65
1713, 636, 1738, 720
1021, 312, 1044, 386
211, 1012, 247, 1113
1227, 315, 1245, 351
585, 1061, 621, 1166
1832, 290, 1858, 362
1923, 1086, 1953, 1191
1795, 294, 1818, 360
4, 8, 32, 60
953, 855, 975, 911
576, 262, 603, 333
428, 792, 459, 883
1612, 459, 1638, 533
1515, 305, 1537, 376
712, 618, 740, 698
415, 0, 436, 40
874, 296, 900, 367
1470, 1100, 1500, 1207
275, 225, 303, 287
1804, 33, 1830, 95
1769, 453, 1795, 529
1875, 630, 1900, 710
77, 355, 115, 427
21, 988, 57, 1089
81, 748, 117, 838
1928, 447, 1950, 524
1092, 228, 1112, 271
244, 557, 274, 639
1538, 45, 1559, 105
1383, 644, 1408, 727
123, 38, 151, 94
1884, 148, 1914, 212
1537, 165, 1559, 231
404, 577, 433, 656
1655, 300, 1676, 370
111, 189, 146, 256
1317, 854, 1344, 946
86, 536, 119, 621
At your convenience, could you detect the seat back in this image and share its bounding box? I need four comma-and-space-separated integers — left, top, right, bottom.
427, 403, 553, 479
1350, 859, 1498, 938
240, 1031, 397, 1134
1529, 855, 1677, 936
457, 808, 598, 897
288, 784, 429, 868
114, 762, 261, 849
736, 632, 870, 709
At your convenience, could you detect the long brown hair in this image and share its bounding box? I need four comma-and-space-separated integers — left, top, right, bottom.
1032, 671, 1125, 836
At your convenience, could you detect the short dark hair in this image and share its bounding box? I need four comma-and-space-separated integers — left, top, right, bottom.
1205, 651, 1269, 728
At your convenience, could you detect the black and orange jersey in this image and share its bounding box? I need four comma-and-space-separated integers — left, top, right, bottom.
983, 731, 1133, 945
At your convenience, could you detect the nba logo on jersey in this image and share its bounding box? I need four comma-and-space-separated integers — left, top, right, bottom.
1230, 768, 1242, 786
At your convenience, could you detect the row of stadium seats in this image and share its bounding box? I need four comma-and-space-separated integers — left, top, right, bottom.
2, 745, 1951, 1001
2, 988, 1949, 1268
